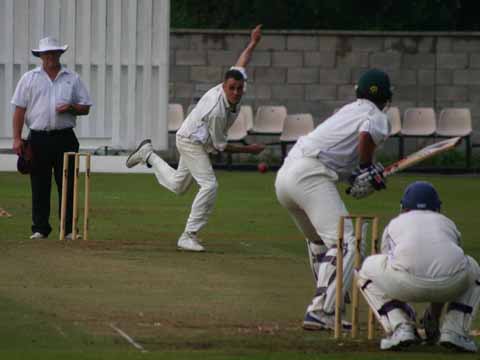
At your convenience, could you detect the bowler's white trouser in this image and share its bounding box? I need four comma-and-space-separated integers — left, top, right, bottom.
149, 136, 218, 233
275, 156, 356, 314
358, 254, 480, 336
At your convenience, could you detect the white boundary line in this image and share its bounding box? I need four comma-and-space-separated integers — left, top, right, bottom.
109, 323, 148, 353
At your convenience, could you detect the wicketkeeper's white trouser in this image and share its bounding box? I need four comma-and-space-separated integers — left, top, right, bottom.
149, 136, 218, 234
358, 254, 480, 336
275, 156, 356, 314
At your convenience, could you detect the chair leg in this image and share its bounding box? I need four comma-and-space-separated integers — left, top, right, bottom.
399, 136, 405, 160
466, 135, 471, 169
281, 143, 287, 162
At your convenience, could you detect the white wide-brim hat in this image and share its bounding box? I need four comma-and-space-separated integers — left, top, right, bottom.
32, 36, 68, 57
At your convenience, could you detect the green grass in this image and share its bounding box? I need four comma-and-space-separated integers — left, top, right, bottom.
0, 170, 479, 359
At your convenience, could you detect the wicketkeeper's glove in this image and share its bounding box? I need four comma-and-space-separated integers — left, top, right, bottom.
346, 163, 386, 199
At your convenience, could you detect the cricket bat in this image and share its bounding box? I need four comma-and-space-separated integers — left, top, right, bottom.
383, 136, 462, 177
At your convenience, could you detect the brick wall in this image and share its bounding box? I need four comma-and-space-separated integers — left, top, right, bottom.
170, 29, 480, 143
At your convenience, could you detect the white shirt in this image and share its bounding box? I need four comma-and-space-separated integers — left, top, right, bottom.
11, 66, 92, 131
382, 210, 467, 279
177, 68, 246, 153
286, 99, 390, 180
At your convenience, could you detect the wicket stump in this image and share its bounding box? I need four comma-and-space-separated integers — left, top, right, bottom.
59, 152, 91, 240
335, 215, 379, 339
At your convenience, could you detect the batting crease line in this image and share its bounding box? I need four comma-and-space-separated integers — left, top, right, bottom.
109, 323, 148, 353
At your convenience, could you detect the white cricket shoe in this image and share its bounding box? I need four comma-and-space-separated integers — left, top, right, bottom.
126, 139, 153, 168
30, 232, 47, 239
439, 330, 478, 353
177, 232, 205, 252
302, 310, 352, 331
380, 323, 418, 350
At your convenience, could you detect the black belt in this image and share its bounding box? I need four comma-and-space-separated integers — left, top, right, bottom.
30, 128, 73, 136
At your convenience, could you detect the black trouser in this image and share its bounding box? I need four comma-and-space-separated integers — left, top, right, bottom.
29, 128, 79, 236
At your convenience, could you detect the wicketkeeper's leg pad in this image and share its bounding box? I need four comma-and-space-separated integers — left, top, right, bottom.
441, 256, 480, 336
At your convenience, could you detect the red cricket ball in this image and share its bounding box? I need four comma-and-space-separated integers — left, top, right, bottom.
257, 162, 268, 173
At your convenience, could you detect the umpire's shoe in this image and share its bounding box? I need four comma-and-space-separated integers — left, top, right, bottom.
126, 139, 153, 168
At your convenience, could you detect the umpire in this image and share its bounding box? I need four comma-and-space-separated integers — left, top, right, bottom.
11, 37, 92, 240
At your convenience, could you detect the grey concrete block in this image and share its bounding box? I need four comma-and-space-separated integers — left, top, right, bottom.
336, 52, 369, 68
467, 86, 480, 102
254, 68, 287, 84
418, 70, 435, 85
287, 35, 318, 50
417, 86, 434, 103
403, 54, 435, 69
225, 35, 250, 50
208, 50, 239, 66
394, 85, 419, 102
176, 50, 207, 65
437, 53, 468, 69
170, 66, 190, 82
170, 34, 190, 49
190, 34, 226, 50
453, 38, 480, 52
319, 68, 351, 84
287, 68, 319, 84
337, 85, 356, 101
272, 52, 303, 67
305, 51, 336, 67
436, 70, 453, 85
470, 53, 480, 68
174, 82, 194, 99
389, 70, 417, 86
454, 70, 480, 85
369, 52, 402, 69
271, 84, 304, 100
190, 66, 223, 82
436, 38, 453, 52
250, 51, 271, 66
257, 35, 286, 50
417, 37, 436, 53
318, 36, 339, 50
436, 86, 468, 101
351, 37, 383, 51
453, 70, 469, 85
384, 37, 418, 53
244, 84, 271, 100
305, 85, 337, 100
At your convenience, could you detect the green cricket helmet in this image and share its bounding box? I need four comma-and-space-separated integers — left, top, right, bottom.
356, 68, 393, 105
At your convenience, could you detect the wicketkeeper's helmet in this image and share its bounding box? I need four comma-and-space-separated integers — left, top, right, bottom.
356, 68, 393, 104
400, 181, 442, 212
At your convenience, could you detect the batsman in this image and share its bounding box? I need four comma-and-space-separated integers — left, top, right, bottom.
275, 69, 392, 330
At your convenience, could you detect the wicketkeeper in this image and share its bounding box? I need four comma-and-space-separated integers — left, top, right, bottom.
275, 69, 392, 330
358, 181, 480, 352
126, 25, 265, 252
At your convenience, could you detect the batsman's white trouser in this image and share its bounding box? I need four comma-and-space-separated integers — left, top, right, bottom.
275, 156, 356, 314
358, 254, 480, 336
149, 136, 218, 233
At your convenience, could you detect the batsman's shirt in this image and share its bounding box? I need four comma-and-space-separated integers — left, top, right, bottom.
286, 99, 390, 180
381, 210, 468, 278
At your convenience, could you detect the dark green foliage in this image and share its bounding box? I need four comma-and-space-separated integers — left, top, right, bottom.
171, 0, 479, 31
